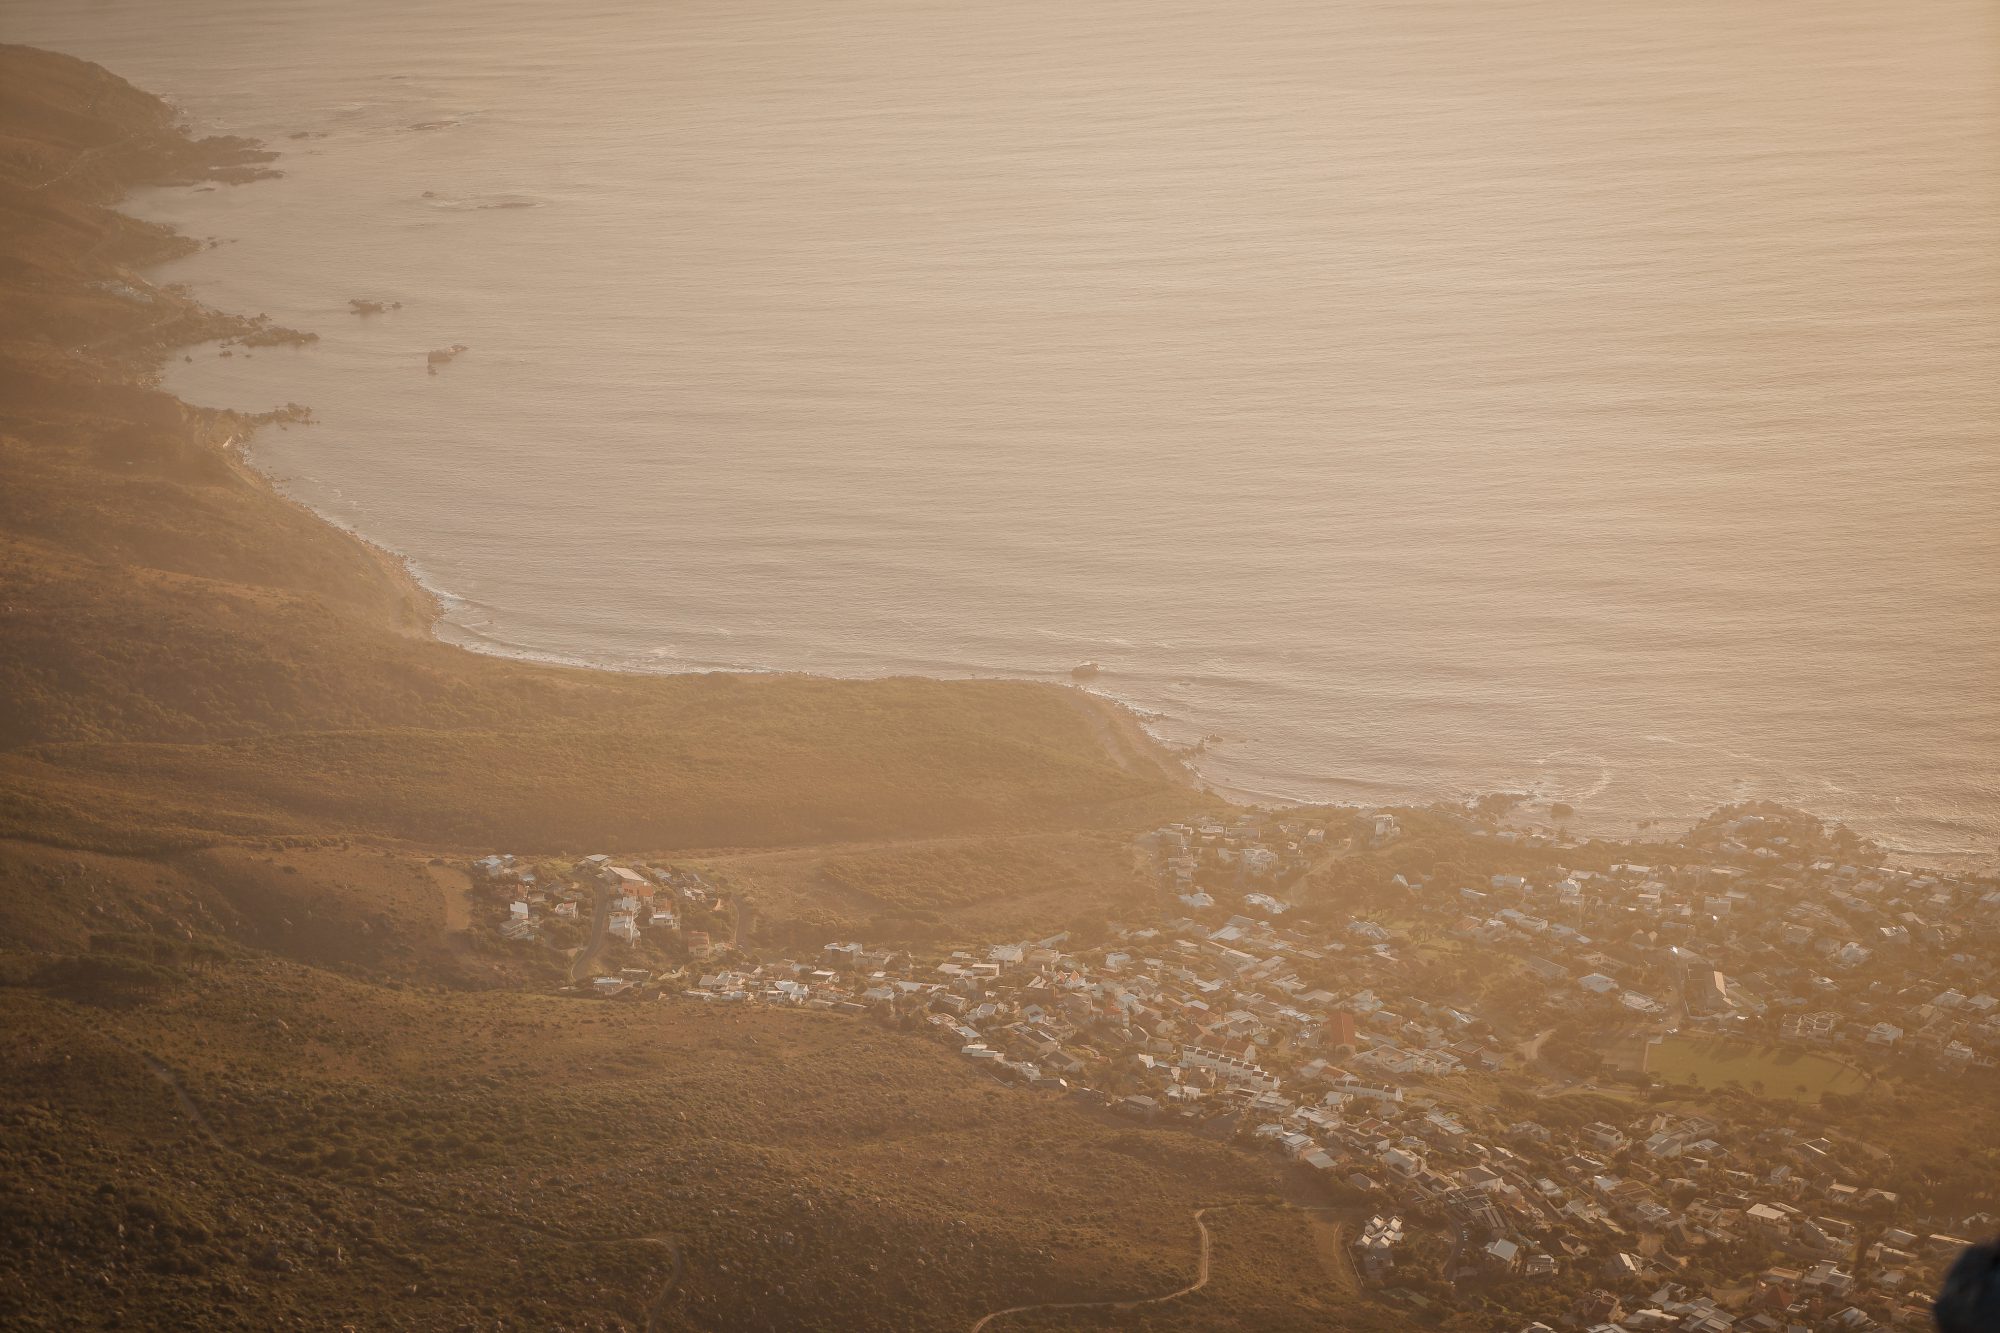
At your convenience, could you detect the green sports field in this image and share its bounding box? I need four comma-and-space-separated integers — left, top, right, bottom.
1643, 1036, 1872, 1101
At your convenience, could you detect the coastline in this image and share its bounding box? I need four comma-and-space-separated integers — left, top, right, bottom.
207, 382, 1987, 868
18, 42, 1982, 872
5, 31, 1998, 1333
216, 432, 448, 638
0, 43, 1210, 859
95, 65, 1187, 775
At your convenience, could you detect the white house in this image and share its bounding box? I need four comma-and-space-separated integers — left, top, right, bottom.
1380, 1146, 1425, 1177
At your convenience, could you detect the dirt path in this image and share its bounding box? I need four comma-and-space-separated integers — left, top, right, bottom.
427, 862, 474, 933
1287, 834, 1358, 895
969, 1206, 1216, 1332
1298, 1211, 1360, 1292
968, 1200, 1357, 1331
1518, 1026, 1555, 1066
139, 1052, 225, 1147
641, 1237, 688, 1333
25, 128, 134, 192
569, 881, 610, 983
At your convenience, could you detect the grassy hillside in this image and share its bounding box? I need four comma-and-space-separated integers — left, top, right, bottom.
700, 829, 1156, 946
0, 827, 1403, 1330
0, 960, 1306, 1331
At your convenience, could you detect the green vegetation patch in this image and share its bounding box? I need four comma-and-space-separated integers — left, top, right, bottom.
1644, 1036, 1871, 1102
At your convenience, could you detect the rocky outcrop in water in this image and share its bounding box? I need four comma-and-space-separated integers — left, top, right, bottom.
426, 343, 468, 373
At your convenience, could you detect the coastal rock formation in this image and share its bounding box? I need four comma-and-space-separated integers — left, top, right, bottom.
419, 190, 539, 211
231, 314, 317, 347
248, 402, 313, 427
348, 297, 402, 316
426, 343, 468, 372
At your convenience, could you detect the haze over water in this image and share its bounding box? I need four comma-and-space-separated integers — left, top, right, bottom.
11, 0, 1996, 857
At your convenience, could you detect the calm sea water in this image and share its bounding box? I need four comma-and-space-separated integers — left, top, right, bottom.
10, 0, 1996, 858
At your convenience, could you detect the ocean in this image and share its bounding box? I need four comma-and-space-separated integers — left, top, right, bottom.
8, 0, 1996, 859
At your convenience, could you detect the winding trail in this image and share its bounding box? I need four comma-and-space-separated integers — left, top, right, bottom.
641, 1239, 688, 1333
967, 1200, 1359, 1332
22, 121, 132, 192
140, 1052, 224, 1145
969, 1206, 1216, 1332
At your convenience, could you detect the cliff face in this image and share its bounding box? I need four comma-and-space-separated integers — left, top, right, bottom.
0, 43, 1205, 855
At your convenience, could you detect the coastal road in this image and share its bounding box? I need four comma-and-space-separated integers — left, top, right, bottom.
569, 881, 610, 984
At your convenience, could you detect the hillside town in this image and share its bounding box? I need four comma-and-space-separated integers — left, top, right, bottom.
466, 803, 2000, 1332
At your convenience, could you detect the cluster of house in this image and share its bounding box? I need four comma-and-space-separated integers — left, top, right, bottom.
1354, 1213, 1404, 1278
471, 853, 726, 958
1528, 1224, 1982, 1333
661, 904, 1986, 1330
470, 854, 577, 941
1529, 1270, 1897, 1333
1139, 811, 1408, 913
1431, 809, 2000, 1078
467, 803, 1993, 1331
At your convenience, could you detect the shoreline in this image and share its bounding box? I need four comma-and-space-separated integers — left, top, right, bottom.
1, 42, 1214, 859
188, 438, 1988, 866
107, 97, 1205, 780
214, 431, 448, 638
33, 43, 1984, 870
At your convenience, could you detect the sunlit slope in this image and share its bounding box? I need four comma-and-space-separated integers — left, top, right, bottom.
0, 43, 1204, 856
